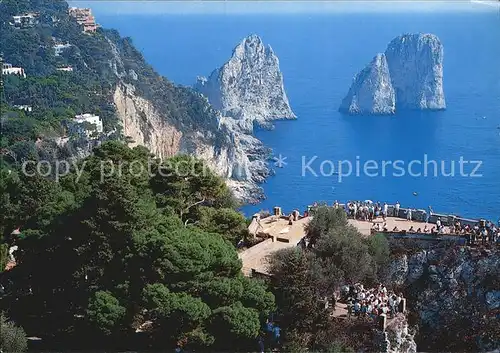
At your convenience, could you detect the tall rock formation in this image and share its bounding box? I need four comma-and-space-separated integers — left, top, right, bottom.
194, 34, 296, 132
340, 33, 446, 115
385, 34, 445, 110
339, 53, 395, 115
108, 34, 296, 204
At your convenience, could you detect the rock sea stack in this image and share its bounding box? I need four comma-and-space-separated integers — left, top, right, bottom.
195, 34, 296, 132
340, 33, 446, 115
339, 53, 396, 115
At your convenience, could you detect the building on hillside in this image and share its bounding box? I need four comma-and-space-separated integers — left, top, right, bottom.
82, 18, 98, 33
56, 66, 74, 72
10, 13, 39, 28
53, 43, 72, 56
68, 7, 98, 33
2, 63, 27, 78
14, 105, 33, 112
69, 113, 103, 139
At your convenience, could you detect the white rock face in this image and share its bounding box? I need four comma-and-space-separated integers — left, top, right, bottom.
341, 33, 445, 115
376, 316, 417, 353
194, 34, 296, 132
385, 34, 445, 110
339, 53, 395, 115
189, 34, 296, 202
106, 34, 296, 204
114, 84, 182, 160
113, 83, 268, 203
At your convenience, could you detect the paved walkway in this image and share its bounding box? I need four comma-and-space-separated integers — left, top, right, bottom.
349, 217, 450, 236
239, 217, 309, 275
240, 216, 449, 276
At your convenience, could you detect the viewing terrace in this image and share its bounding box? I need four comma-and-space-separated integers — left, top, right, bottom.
239, 203, 496, 276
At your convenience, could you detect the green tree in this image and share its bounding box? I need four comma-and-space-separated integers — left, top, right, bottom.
306, 206, 348, 246
87, 291, 126, 335
194, 206, 249, 245
151, 155, 235, 221
269, 248, 328, 349
0, 243, 9, 272
0, 143, 274, 351
367, 233, 390, 268
210, 302, 261, 341
314, 225, 378, 287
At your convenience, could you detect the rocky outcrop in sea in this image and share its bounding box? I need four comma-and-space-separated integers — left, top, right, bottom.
108, 34, 295, 204
340, 33, 446, 115
340, 53, 395, 115
194, 34, 296, 132
191, 34, 296, 202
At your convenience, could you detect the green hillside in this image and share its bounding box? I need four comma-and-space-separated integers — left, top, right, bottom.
0, 0, 224, 167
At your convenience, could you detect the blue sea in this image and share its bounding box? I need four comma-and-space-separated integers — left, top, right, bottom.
81, 1, 500, 220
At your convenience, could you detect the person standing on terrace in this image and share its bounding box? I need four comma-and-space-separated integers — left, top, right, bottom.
394, 201, 400, 217
436, 217, 442, 230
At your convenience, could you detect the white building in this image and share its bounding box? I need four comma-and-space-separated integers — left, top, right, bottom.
56, 66, 73, 72
71, 114, 103, 139
14, 105, 33, 112
53, 43, 72, 56
11, 13, 38, 28
2, 63, 26, 78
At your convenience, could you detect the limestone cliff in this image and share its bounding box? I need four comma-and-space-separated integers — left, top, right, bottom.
194, 34, 296, 132
112, 82, 269, 203
341, 33, 446, 115
339, 53, 395, 115
384, 245, 500, 351
113, 84, 182, 160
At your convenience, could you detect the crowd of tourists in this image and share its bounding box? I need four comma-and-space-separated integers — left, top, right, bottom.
371, 221, 441, 234
330, 200, 500, 245
341, 283, 404, 320
338, 200, 424, 222
340, 200, 391, 221
451, 219, 499, 245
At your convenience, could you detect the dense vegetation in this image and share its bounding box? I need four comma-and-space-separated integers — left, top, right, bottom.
268, 206, 390, 352
1, 152, 395, 352
0, 142, 273, 351
0, 0, 226, 168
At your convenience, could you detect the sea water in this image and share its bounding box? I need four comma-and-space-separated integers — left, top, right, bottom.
88, 2, 500, 220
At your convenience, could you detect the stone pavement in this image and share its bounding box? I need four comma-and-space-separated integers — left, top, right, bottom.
240, 215, 449, 276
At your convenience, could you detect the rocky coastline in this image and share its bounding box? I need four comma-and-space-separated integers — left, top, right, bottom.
104, 34, 296, 204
